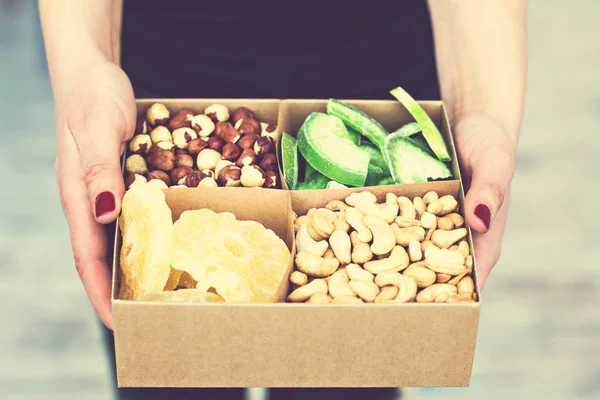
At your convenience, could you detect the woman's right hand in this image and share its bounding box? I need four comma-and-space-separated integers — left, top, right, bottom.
55, 61, 136, 330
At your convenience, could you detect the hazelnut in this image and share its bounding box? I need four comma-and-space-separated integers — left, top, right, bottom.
175, 153, 194, 168
145, 103, 170, 126
214, 121, 232, 137
128, 134, 152, 155
217, 165, 242, 187
146, 179, 169, 191
156, 141, 175, 151
170, 166, 193, 184
168, 108, 194, 131
125, 154, 148, 175
204, 104, 230, 123
234, 118, 261, 136
220, 125, 241, 144
125, 173, 147, 190
198, 177, 218, 188
259, 153, 278, 172
175, 148, 190, 156
201, 169, 215, 179
221, 143, 242, 161
185, 170, 207, 188
147, 170, 171, 186
237, 133, 258, 150
147, 145, 175, 171
150, 126, 172, 144
135, 118, 150, 135
263, 171, 279, 188
196, 149, 222, 171
254, 136, 274, 158
260, 122, 277, 139
172, 127, 198, 149
207, 136, 225, 152
240, 165, 266, 188
235, 148, 257, 167
215, 160, 234, 177
191, 114, 215, 137
187, 138, 208, 155
231, 107, 255, 124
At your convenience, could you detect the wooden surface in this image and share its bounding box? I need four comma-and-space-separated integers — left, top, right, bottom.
1, 1, 599, 399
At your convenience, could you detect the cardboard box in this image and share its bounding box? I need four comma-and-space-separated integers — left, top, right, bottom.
112, 99, 480, 388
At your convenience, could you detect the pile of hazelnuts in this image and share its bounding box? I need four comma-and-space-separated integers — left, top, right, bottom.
124, 103, 280, 190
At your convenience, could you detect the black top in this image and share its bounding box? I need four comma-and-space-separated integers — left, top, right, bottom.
121, 0, 440, 100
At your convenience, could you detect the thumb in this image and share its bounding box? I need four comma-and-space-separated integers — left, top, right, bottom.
74, 112, 129, 225
464, 147, 515, 234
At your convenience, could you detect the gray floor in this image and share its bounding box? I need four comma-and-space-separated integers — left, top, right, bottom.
1, 1, 599, 399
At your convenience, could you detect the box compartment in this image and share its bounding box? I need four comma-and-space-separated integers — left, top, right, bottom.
112, 98, 480, 388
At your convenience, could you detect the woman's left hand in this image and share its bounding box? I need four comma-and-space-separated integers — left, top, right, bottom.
453, 114, 517, 290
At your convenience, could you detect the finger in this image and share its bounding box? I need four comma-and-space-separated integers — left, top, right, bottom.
57, 134, 114, 330
70, 104, 129, 225
472, 193, 510, 290
464, 147, 515, 234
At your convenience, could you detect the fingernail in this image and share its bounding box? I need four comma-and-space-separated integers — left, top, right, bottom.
95, 192, 115, 217
475, 204, 491, 230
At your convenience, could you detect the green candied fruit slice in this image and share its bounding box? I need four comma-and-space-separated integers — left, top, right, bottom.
280, 132, 298, 190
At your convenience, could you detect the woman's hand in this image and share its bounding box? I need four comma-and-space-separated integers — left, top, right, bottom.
453, 114, 516, 289
55, 62, 136, 330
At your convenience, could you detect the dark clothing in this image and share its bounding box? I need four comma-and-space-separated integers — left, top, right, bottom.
111, 1, 439, 398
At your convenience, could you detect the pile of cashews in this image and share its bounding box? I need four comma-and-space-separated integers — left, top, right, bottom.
287, 191, 477, 304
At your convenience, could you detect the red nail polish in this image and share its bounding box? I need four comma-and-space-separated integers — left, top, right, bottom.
95, 192, 115, 218
475, 204, 491, 230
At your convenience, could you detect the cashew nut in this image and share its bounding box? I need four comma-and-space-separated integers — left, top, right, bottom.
328, 268, 356, 298
416, 283, 457, 303
345, 207, 372, 242
349, 279, 380, 302
352, 242, 373, 264
374, 285, 399, 303
448, 244, 459, 252
437, 216, 455, 231
457, 275, 475, 294
402, 263, 436, 288
363, 246, 409, 274
458, 240, 470, 258
387, 275, 417, 303
332, 296, 364, 304
421, 240, 434, 252
397, 196, 416, 220
447, 292, 476, 303
391, 224, 425, 246
427, 195, 458, 216
381, 193, 399, 223
408, 240, 423, 262
413, 196, 426, 217
295, 251, 340, 278
420, 212, 437, 229
374, 271, 401, 287
345, 263, 375, 282
424, 246, 468, 275
296, 224, 328, 256
290, 271, 308, 288
307, 292, 331, 304
394, 216, 423, 228
345, 192, 384, 219
287, 278, 328, 302
422, 191, 438, 205
333, 213, 350, 233
293, 215, 310, 233
329, 230, 352, 265
323, 248, 335, 259
432, 228, 468, 249
326, 199, 349, 212
364, 216, 396, 255
436, 273, 452, 283
434, 292, 450, 303
448, 213, 465, 228
309, 208, 337, 239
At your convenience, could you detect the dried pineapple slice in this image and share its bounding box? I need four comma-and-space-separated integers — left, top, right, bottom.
138, 289, 225, 303
119, 183, 173, 300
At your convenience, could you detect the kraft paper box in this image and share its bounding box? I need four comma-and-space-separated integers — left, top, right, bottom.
112, 99, 480, 388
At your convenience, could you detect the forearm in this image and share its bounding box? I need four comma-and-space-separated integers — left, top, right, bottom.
39, 0, 123, 101
428, 0, 527, 147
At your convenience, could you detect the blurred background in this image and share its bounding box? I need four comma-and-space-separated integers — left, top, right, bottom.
1, 1, 599, 399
